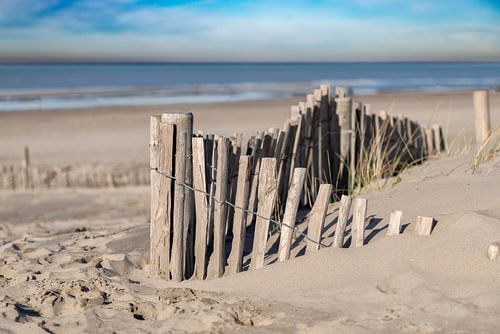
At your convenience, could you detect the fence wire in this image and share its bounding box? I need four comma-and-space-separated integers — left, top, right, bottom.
151, 167, 329, 248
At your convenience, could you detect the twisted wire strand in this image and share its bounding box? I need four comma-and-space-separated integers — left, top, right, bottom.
151, 167, 328, 248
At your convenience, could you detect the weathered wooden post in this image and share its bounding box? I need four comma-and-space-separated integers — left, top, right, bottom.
350, 197, 367, 247
387, 210, 403, 236
305, 183, 332, 254
332, 195, 352, 248
414, 216, 435, 236
277, 168, 306, 262
150, 112, 193, 282
227, 155, 252, 274
250, 158, 278, 270
207, 137, 230, 279
473, 90, 491, 145
22, 146, 31, 189
336, 97, 352, 193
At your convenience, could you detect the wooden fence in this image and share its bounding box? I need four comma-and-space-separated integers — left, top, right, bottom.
0, 149, 149, 190
149, 84, 446, 282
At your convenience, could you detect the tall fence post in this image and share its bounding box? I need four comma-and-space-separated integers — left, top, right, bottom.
150, 112, 193, 282
473, 90, 491, 145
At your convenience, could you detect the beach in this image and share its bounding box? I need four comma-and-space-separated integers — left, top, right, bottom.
1, 89, 499, 333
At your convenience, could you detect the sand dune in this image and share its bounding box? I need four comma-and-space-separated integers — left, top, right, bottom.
0, 91, 499, 333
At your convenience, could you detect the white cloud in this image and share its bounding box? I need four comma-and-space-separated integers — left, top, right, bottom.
0, 0, 499, 61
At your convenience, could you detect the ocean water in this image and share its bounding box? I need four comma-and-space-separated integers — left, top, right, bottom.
0, 62, 499, 111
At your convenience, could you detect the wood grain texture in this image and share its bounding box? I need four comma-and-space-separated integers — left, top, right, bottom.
332, 195, 352, 248
350, 197, 367, 248
250, 158, 277, 270
306, 183, 332, 254
387, 210, 403, 236
277, 168, 306, 262
414, 216, 434, 236
207, 137, 230, 279
192, 137, 209, 279
227, 155, 252, 274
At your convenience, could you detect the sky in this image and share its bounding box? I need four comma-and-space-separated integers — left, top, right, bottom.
0, 0, 499, 62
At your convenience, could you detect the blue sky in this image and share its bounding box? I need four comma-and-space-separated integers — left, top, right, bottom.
0, 0, 499, 62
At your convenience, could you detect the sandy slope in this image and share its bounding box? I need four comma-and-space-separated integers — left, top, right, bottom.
0, 154, 498, 333
0, 90, 499, 333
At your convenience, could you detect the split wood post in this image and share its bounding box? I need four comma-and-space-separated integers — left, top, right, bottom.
473, 90, 491, 145
250, 158, 278, 270
150, 115, 174, 278
336, 97, 353, 194
306, 183, 332, 254
332, 195, 352, 248
277, 168, 306, 262
207, 137, 230, 279
22, 146, 31, 189
414, 216, 434, 235
160, 112, 193, 282
350, 197, 367, 248
192, 137, 209, 279
387, 210, 403, 236
149, 116, 166, 277
226, 155, 253, 274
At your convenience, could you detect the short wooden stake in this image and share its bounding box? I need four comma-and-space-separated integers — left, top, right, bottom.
473, 90, 491, 144
332, 195, 352, 248
277, 168, 306, 262
306, 183, 332, 254
350, 197, 367, 247
487, 243, 499, 261
227, 156, 252, 274
387, 210, 403, 236
250, 158, 277, 270
414, 216, 434, 236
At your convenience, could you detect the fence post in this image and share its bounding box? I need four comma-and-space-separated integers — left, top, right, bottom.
227, 155, 252, 274
306, 183, 332, 254
250, 158, 278, 270
207, 137, 230, 279
473, 90, 491, 145
336, 97, 352, 194
277, 167, 306, 262
192, 137, 209, 279
150, 112, 193, 282
22, 146, 31, 189
332, 195, 352, 248
350, 197, 367, 247
387, 210, 403, 236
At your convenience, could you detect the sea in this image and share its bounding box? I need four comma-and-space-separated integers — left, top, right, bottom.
0, 62, 499, 111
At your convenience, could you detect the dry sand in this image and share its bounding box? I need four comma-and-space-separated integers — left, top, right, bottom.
0, 90, 499, 333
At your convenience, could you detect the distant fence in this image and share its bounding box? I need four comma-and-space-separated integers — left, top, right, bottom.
149, 84, 446, 282
0, 148, 149, 190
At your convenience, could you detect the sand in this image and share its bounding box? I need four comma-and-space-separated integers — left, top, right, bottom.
0, 90, 499, 333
